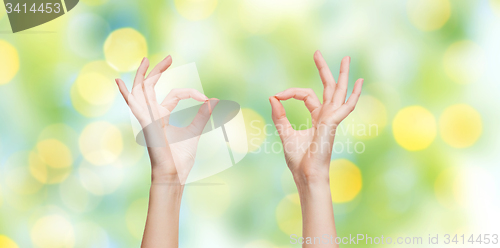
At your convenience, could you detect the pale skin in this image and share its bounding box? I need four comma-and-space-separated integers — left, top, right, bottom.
115, 51, 362, 248
116, 55, 218, 248
269, 51, 363, 248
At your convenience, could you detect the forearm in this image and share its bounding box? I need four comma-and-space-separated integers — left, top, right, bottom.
295, 175, 338, 248
141, 175, 184, 248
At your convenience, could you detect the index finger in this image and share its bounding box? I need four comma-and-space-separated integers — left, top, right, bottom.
133, 57, 149, 88
146, 55, 173, 82
275, 88, 321, 113
161, 88, 209, 111
314, 50, 336, 104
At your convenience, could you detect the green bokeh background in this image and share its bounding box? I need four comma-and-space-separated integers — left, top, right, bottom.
1, 0, 500, 247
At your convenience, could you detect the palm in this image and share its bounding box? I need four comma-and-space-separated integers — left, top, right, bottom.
270, 52, 364, 181
280, 104, 348, 174
116, 56, 216, 184
281, 129, 314, 171
165, 126, 203, 179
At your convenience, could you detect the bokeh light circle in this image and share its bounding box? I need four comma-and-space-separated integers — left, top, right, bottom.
59, 176, 101, 213
71, 61, 119, 117
31, 215, 75, 248
36, 139, 73, 169
393, 106, 436, 151
329, 159, 362, 203
0, 235, 19, 248
344, 95, 387, 140
276, 193, 302, 236
0, 40, 20, 85
29, 151, 72, 185
78, 161, 123, 195
174, 0, 218, 21
439, 104, 482, 148
5, 152, 43, 194
38, 124, 79, 157
79, 121, 123, 165
76, 72, 116, 105
443, 40, 486, 85
104, 28, 148, 72
407, 0, 451, 31
233, 108, 266, 153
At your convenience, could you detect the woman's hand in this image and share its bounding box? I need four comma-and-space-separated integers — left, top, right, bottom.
115, 56, 218, 185
269, 51, 363, 248
115, 55, 218, 247
269, 51, 363, 185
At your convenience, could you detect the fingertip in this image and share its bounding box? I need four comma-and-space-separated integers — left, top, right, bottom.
139, 57, 149, 67
163, 55, 172, 64
269, 96, 279, 105
342, 56, 350, 63
314, 50, 322, 60
209, 98, 219, 108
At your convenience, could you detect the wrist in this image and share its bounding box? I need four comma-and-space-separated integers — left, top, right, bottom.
293, 174, 332, 203
151, 170, 182, 185
293, 173, 330, 189
291, 164, 330, 187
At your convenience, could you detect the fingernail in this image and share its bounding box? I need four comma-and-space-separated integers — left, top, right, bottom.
275, 92, 283, 96
348, 56, 351, 63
